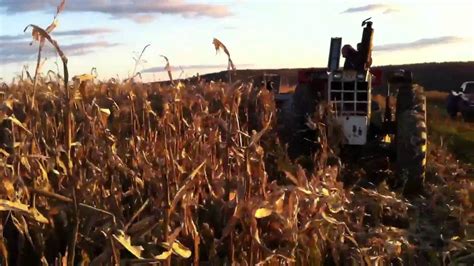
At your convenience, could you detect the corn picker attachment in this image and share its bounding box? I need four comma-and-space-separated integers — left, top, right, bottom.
271, 19, 427, 195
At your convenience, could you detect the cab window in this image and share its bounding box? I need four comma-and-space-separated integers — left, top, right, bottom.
464, 83, 474, 94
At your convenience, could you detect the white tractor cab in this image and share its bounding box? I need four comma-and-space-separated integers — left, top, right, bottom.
274, 18, 428, 196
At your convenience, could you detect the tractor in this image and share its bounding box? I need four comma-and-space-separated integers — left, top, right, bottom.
273, 19, 427, 195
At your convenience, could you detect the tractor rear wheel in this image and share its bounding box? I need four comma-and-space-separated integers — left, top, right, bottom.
275, 83, 323, 160
461, 103, 474, 122
395, 84, 427, 196
288, 83, 321, 159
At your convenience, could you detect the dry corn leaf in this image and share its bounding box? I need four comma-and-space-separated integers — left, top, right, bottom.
99, 108, 110, 126
7, 116, 31, 134
73, 74, 95, 83
24, 24, 67, 63
275, 194, 285, 214
113, 231, 143, 259
321, 211, 343, 225
212, 38, 236, 71
0, 179, 15, 199
56, 156, 67, 175
31, 27, 43, 43
31, 0, 65, 43
0, 161, 13, 171
20, 157, 31, 171
248, 115, 271, 148
37, 160, 49, 181
0, 199, 49, 224
212, 38, 229, 56
0, 149, 9, 157
173, 160, 186, 174
160, 55, 173, 84
154, 250, 172, 260
170, 161, 206, 212
255, 208, 272, 219
29, 208, 49, 224
3, 97, 14, 111
176, 81, 185, 90
158, 239, 192, 259
73, 89, 82, 100
385, 240, 402, 256
321, 188, 330, 196
0, 199, 30, 213
327, 194, 344, 214
55, 0, 66, 19
283, 171, 299, 186
171, 240, 192, 258
0, 237, 8, 265
296, 187, 312, 195
45, 19, 59, 33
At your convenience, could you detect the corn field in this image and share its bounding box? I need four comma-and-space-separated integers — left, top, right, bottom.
0, 1, 472, 264
0, 70, 347, 263
0, 70, 472, 265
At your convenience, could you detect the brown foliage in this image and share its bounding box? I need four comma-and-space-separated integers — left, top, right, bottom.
0, 77, 363, 264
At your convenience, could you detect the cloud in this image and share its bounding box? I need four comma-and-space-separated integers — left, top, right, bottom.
374, 36, 466, 52
341, 4, 399, 14
122, 14, 156, 24
0, 34, 25, 41
383, 8, 400, 14
142, 64, 253, 73
223, 26, 237, 30
0, 0, 232, 21
54, 28, 117, 36
61, 41, 121, 55
0, 28, 116, 42
0, 40, 120, 64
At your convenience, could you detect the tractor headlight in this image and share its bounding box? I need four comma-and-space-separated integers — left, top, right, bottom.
333, 73, 342, 79
357, 73, 366, 80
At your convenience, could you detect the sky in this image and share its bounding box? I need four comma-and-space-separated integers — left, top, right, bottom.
0, 0, 473, 82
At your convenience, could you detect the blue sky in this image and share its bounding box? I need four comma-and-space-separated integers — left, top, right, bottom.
0, 0, 473, 82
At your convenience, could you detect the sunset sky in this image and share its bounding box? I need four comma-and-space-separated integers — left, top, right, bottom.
0, 0, 473, 82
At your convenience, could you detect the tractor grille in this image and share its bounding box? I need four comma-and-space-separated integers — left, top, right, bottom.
330, 81, 369, 116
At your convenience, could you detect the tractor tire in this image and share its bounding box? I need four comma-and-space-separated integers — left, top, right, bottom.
275, 94, 295, 146
276, 83, 321, 160
395, 84, 427, 196
397, 84, 426, 119
462, 110, 474, 122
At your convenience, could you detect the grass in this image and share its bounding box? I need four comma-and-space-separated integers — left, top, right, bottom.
426, 90, 474, 164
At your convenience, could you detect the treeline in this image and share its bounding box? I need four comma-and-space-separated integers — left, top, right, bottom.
193, 61, 473, 92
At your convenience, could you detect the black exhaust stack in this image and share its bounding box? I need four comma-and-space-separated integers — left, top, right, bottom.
359, 18, 374, 71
